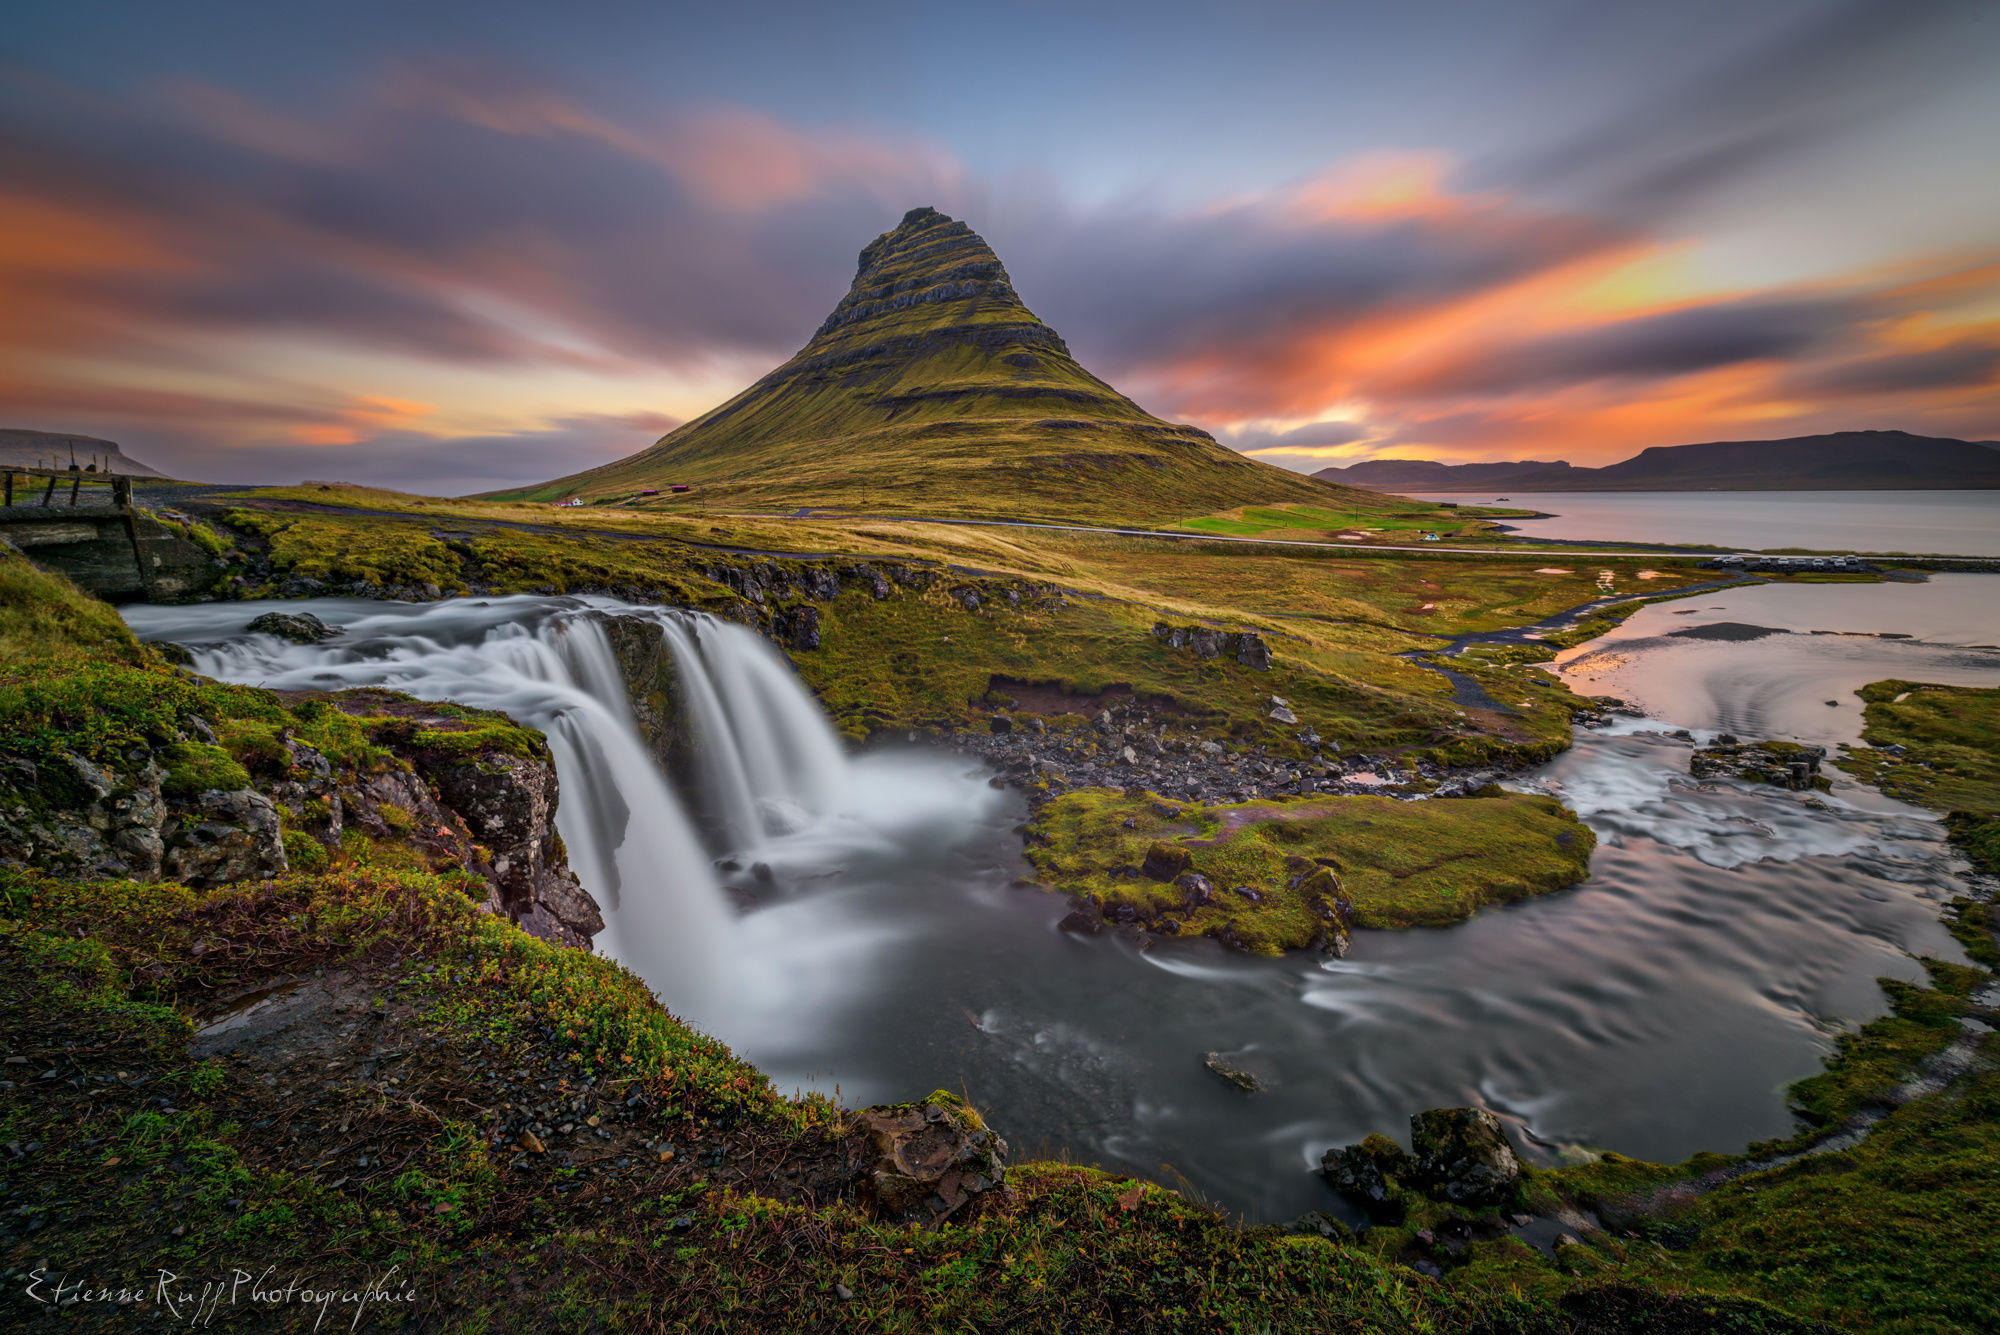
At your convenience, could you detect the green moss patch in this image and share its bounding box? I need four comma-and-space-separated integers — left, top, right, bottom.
1028, 788, 1595, 950
1836, 680, 2000, 816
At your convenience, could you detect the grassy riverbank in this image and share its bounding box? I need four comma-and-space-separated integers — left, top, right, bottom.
1392, 677, 2000, 1335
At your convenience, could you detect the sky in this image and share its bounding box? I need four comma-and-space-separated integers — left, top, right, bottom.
3, 0, 1997, 492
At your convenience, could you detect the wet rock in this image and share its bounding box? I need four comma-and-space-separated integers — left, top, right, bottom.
1690, 738, 1828, 791
852, 1090, 1006, 1224
1140, 841, 1192, 882
1432, 769, 1502, 798
246, 611, 339, 643
1057, 906, 1103, 935
1409, 1107, 1521, 1207
425, 749, 601, 947
1202, 1051, 1264, 1093
1320, 1133, 1411, 1217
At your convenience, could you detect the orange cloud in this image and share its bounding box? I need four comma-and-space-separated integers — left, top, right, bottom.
288, 395, 435, 446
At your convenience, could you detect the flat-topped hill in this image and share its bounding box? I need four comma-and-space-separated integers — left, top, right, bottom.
0, 427, 166, 478
505, 208, 1365, 523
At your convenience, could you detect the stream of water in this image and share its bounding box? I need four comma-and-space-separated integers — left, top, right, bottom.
123, 573, 2000, 1223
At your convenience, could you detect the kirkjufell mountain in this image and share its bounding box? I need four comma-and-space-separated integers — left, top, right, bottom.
513, 207, 1353, 520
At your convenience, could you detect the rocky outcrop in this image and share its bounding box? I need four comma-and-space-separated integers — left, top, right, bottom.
0, 686, 602, 948
850, 1090, 1007, 1225
771, 604, 820, 651
1409, 1107, 1522, 1206
0, 753, 287, 888
1690, 737, 1829, 791
593, 613, 693, 784
1203, 1051, 1267, 1093
1320, 1108, 1522, 1215
1152, 621, 1273, 670
424, 749, 601, 946
1320, 1134, 1413, 1218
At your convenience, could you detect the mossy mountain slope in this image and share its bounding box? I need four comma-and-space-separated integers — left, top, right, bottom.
512, 207, 1361, 522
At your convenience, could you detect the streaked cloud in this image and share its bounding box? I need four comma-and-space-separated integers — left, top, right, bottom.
0, 12, 1994, 492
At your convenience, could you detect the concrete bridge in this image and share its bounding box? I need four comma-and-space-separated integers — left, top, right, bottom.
1, 466, 216, 600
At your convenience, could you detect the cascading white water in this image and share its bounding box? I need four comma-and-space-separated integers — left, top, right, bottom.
124, 595, 849, 1027
620, 609, 849, 848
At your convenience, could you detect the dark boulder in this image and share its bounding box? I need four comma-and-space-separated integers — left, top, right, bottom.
1408, 1107, 1521, 1206
1174, 871, 1217, 909
246, 611, 339, 643
772, 604, 822, 651
1320, 1133, 1411, 1217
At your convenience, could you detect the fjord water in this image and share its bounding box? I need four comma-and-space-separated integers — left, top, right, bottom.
123, 575, 2000, 1222
1407, 489, 2000, 556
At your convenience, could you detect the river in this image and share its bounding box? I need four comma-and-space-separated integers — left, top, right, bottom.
123, 572, 2000, 1224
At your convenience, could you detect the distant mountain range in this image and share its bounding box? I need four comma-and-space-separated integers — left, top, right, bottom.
1313, 431, 2000, 493
506, 207, 1360, 522
0, 428, 165, 478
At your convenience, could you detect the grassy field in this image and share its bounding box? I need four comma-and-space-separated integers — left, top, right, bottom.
1176, 501, 1533, 543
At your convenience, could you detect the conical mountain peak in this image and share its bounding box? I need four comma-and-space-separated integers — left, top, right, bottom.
517, 208, 1344, 522
812, 207, 1049, 350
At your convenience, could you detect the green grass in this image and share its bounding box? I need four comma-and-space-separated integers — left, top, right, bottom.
1176, 502, 1516, 543
206, 494, 1601, 766
0, 546, 151, 666
1028, 788, 1595, 950
1836, 680, 2000, 816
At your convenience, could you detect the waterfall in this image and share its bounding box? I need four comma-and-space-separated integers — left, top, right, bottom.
634, 610, 849, 848
138, 595, 849, 1027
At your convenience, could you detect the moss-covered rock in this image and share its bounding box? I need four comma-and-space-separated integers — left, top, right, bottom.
1689, 737, 1829, 791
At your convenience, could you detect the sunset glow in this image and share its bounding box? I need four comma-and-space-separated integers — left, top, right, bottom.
4, 0, 1996, 490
